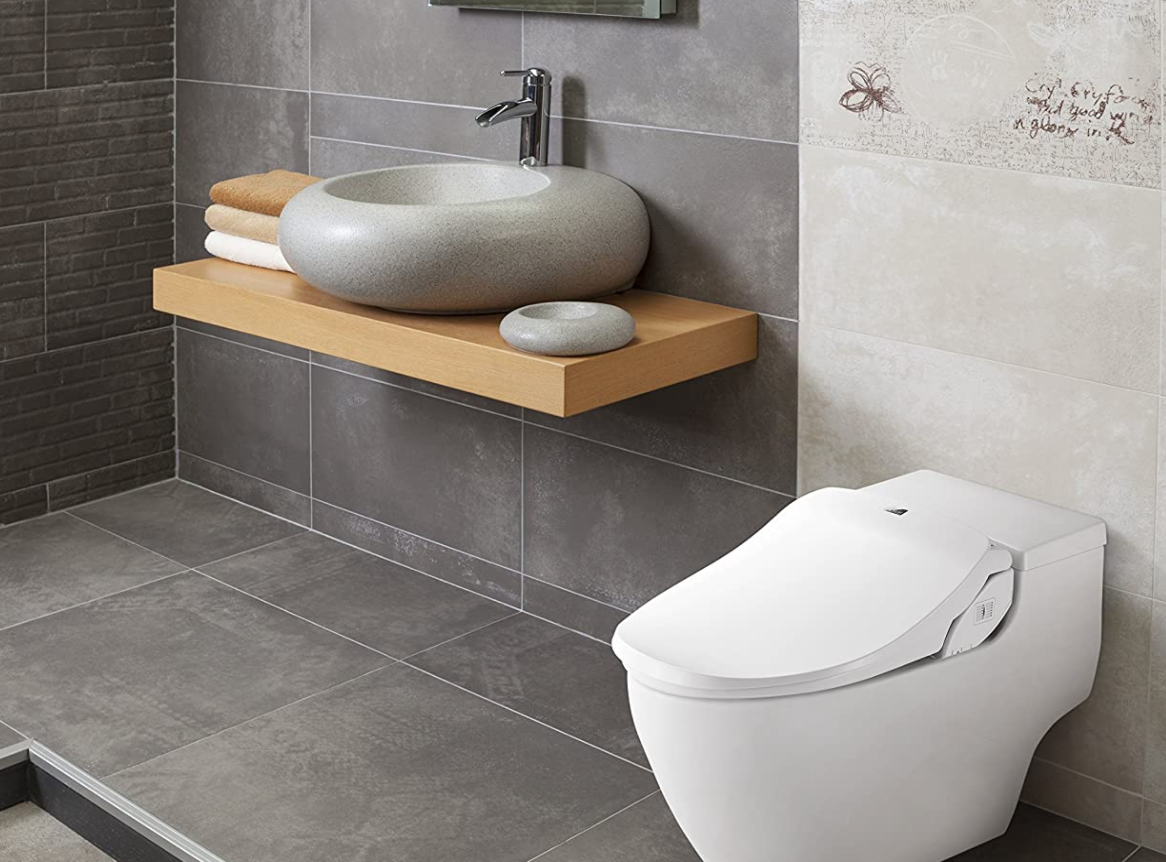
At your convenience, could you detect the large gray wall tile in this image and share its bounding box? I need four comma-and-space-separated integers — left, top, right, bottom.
522, 576, 628, 644
1037, 588, 1152, 793
311, 2, 520, 106
801, 147, 1161, 392
1022, 759, 1144, 846
174, 204, 208, 264
177, 0, 307, 89
526, 0, 797, 141
175, 81, 309, 206
311, 366, 522, 569
1146, 601, 1166, 803
1146, 800, 1166, 854
798, 324, 1158, 596
179, 452, 311, 527
560, 119, 797, 317
177, 329, 310, 494
310, 94, 512, 162
530, 315, 797, 492
311, 499, 521, 605
310, 138, 468, 177
524, 426, 789, 611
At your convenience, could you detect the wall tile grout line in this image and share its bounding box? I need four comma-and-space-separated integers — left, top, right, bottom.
804, 319, 1166, 400
308, 134, 492, 162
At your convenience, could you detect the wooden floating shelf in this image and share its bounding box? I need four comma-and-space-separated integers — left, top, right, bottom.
153, 259, 759, 418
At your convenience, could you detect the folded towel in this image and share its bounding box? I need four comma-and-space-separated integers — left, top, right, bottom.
209, 169, 320, 217
205, 231, 293, 273
205, 204, 281, 245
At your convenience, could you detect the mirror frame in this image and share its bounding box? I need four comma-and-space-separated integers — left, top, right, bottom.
428, 0, 675, 18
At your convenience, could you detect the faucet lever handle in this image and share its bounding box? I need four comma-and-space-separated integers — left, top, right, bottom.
501, 68, 552, 83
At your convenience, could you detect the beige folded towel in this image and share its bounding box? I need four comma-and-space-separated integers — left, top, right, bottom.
205, 204, 281, 245
209, 169, 320, 217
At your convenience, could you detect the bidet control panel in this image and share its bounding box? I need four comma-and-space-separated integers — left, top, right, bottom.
938, 568, 1015, 659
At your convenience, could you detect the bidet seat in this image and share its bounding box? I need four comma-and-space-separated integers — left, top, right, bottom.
613, 488, 1014, 698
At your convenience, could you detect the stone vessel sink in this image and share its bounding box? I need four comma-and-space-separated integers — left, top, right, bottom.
279, 162, 651, 314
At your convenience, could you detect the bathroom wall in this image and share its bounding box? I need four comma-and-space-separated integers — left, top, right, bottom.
798, 0, 1165, 848
171, 4, 799, 640
0, 0, 176, 525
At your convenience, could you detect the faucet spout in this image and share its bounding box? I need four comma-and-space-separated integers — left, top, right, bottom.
476, 99, 539, 128
475, 68, 553, 167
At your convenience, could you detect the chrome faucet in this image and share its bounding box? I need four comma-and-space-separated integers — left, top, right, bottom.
476, 68, 552, 167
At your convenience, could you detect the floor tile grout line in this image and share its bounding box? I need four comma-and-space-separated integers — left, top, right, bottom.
524, 790, 661, 862
99, 663, 396, 782
399, 611, 523, 662
193, 571, 396, 660
401, 662, 653, 773
63, 506, 291, 573
0, 570, 186, 638
522, 572, 630, 616
1120, 848, 1143, 862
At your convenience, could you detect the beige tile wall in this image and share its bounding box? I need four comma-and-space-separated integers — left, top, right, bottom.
799, 0, 1166, 847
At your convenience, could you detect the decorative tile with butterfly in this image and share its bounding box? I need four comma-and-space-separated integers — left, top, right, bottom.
800, 0, 1161, 187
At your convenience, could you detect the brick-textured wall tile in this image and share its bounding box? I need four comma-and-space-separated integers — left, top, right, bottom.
0, 222, 45, 360
47, 0, 173, 89
0, 328, 174, 505
0, 0, 45, 94
0, 80, 173, 226
46, 203, 173, 349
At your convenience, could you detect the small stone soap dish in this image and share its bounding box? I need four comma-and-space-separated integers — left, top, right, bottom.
500, 302, 636, 356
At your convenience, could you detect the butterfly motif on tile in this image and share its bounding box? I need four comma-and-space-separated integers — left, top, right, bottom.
839, 64, 903, 119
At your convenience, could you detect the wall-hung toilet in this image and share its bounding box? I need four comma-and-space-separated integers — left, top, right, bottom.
612, 470, 1106, 862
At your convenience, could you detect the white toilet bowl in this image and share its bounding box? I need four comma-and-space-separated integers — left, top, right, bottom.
613, 471, 1105, 862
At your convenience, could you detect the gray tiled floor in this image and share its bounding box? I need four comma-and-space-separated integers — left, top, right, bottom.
72, 481, 303, 567
0, 720, 22, 748
199, 531, 516, 657
0, 480, 1157, 862
0, 513, 182, 630
409, 613, 647, 766
0, 803, 115, 862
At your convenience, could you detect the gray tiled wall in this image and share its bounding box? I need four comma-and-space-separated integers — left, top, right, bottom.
172, 1, 799, 640
0, 0, 176, 525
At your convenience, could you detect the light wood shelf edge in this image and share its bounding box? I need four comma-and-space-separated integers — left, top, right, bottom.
154, 259, 758, 417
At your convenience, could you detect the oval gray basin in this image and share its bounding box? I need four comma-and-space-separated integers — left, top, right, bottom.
279, 162, 651, 314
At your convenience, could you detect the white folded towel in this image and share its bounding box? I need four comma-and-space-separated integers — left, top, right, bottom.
205, 230, 293, 273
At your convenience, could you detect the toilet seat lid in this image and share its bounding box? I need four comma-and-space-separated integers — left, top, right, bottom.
612, 488, 1013, 698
